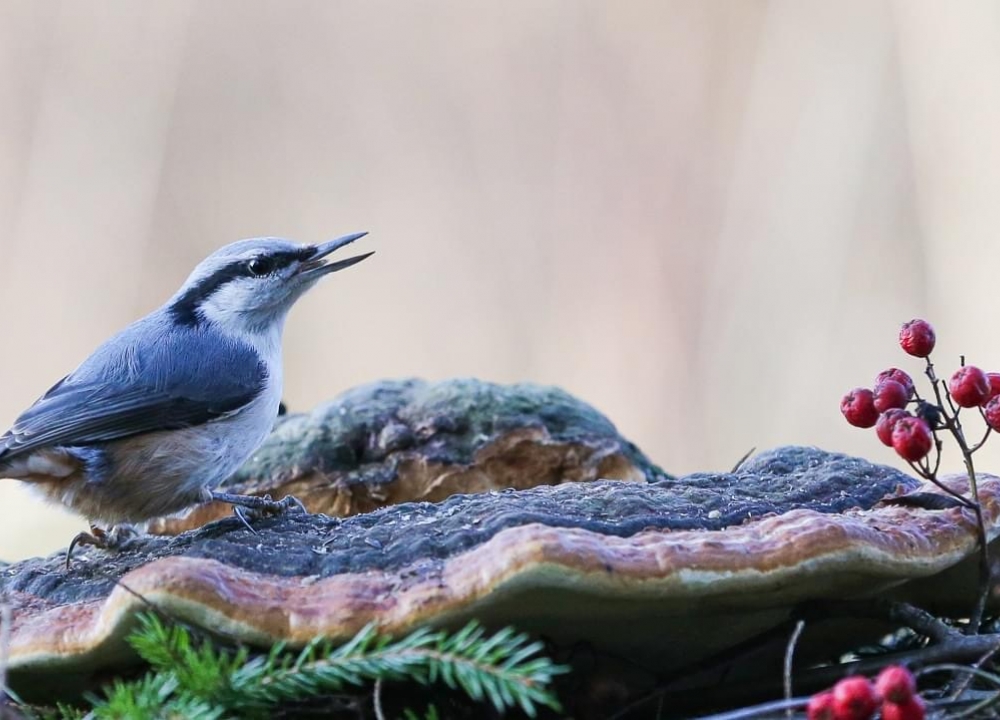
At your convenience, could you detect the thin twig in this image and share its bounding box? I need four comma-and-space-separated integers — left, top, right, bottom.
605, 621, 803, 720
731, 448, 756, 473
930, 431, 944, 477
801, 598, 959, 643
113, 579, 244, 657
373, 677, 386, 720
920, 663, 1000, 719
905, 461, 975, 508
952, 434, 990, 635
923, 356, 992, 635
811, 635, 1000, 689
114, 579, 160, 611
946, 632, 1000, 700
611, 599, 959, 720
783, 620, 805, 720
694, 634, 1000, 720
614, 628, 1000, 720
970, 415, 992, 453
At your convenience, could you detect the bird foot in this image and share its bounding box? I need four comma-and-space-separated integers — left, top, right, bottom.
65, 524, 139, 569
210, 491, 307, 534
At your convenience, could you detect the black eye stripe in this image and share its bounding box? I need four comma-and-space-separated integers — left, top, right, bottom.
168, 247, 315, 325
260, 249, 312, 271
245, 248, 315, 277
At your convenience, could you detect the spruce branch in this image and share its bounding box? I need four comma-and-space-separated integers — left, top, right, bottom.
78, 613, 565, 719
86, 674, 223, 720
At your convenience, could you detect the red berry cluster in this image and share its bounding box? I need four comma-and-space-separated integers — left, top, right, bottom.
808, 667, 923, 720
841, 319, 1000, 463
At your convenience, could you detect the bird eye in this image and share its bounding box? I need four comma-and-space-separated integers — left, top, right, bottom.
246, 257, 275, 277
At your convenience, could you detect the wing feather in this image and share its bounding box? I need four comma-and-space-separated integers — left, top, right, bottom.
0, 318, 268, 461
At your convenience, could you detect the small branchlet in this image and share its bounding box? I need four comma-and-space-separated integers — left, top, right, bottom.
67, 613, 566, 719
841, 319, 999, 635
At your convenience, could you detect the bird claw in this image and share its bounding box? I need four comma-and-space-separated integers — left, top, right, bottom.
65, 524, 139, 569
232, 505, 258, 534
272, 494, 307, 515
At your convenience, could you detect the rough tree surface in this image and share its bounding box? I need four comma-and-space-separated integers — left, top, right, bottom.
4, 380, 1000, 714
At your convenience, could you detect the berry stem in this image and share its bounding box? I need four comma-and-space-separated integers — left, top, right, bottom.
923, 357, 990, 635
954, 437, 990, 636
970, 412, 993, 453
906, 459, 975, 509
928, 429, 944, 484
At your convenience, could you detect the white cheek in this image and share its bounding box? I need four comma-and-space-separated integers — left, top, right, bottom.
200, 280, 291, 336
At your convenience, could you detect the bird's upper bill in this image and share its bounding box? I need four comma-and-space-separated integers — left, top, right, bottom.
296, 231, 373, 282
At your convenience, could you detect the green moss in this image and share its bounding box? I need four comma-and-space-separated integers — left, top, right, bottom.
227, 378, 670, 489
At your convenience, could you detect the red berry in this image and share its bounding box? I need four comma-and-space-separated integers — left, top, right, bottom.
806, 691, 837, 720
874, 380, 910, 413
985, 397, 1000, 431
842, 389, 879, 428
875, 666, 916, 705
892, 417, 933, 462
987, 372, 1000, 400
876, 369, 915, 399
949, 365, 991, 408
832, 676, 880, 720
876, 409, 910, 447
881, 696, 926, 720
899, 319, 936, 357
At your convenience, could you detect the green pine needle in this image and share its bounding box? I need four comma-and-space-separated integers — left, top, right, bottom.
69, 613, 566, 719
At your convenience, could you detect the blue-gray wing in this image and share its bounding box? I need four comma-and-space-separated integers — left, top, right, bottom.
0, 319, 268, 461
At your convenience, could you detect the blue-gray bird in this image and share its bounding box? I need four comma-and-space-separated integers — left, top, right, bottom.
0, 232, 371, 559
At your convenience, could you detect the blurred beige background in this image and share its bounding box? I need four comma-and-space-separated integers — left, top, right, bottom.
3, 1, 1000, 561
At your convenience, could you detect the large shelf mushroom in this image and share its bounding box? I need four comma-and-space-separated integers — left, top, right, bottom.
4, 380, 999, 711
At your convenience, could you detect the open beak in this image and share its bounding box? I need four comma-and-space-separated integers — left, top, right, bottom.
298, 231, 373, 280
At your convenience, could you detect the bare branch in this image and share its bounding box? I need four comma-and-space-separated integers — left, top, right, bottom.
783, 620, 805, 720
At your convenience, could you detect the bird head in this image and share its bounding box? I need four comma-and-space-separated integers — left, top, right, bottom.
167, 232, 372, 335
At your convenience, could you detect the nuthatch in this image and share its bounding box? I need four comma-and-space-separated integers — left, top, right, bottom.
0, 233, 372, 560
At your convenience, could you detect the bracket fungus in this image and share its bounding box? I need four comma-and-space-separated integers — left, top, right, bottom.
3, 380, 1000, 702
148, 378, 668, 535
